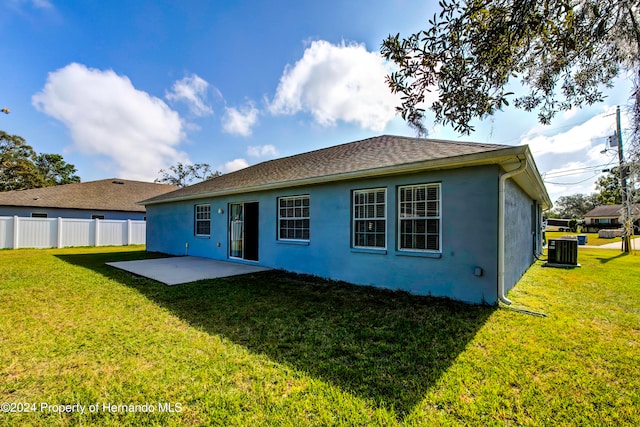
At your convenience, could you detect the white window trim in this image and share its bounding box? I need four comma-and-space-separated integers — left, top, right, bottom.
195, 204, 211, 236
352, 188, 387, 250
397, 183, 442, 253
277, 195, 310, 241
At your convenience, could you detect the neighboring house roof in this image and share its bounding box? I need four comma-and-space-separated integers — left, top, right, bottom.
142, 134, 551, 209
0, 179, 177, 213
584, 204, 640, 218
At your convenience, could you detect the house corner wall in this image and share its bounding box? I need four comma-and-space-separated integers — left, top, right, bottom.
503, 179, 537, 293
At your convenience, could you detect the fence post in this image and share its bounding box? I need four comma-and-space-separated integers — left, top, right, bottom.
127, 219, 132, 245
12, 216, 19, 249
94, 218, 100, 247
57, 217, 64, 248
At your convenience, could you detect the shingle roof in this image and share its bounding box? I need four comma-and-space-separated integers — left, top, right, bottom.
143, 135, 516, 205
584, 204, 640, 218
0, 179, 177, 212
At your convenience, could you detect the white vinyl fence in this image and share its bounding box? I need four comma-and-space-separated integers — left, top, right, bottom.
0, 216, 146, 249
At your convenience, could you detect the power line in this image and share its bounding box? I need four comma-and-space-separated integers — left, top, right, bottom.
544, 172, 602, 186
542, 163, 610, 177
542, 158, 620, 185
542, 158, 618, 178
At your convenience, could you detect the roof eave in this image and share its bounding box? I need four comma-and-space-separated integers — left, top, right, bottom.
143, 146, 548, 206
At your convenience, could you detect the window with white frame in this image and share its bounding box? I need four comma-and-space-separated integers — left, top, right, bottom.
398, 183, 441, 251
195, 204, 211, 236
353, 188, 386, 249
278, 195, 310, 240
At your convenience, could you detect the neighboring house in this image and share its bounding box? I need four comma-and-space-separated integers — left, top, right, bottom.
583, 204, 640, 230
142, 135, 551, 304
0, 178, 177, 220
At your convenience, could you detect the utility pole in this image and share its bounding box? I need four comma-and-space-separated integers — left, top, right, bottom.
616, 106, 630, 253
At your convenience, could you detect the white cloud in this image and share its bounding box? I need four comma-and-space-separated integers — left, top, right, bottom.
31, 0, 51, 8
7, 0, 53, 10
562, 107, 578, 120
165, 74, 214, 117
269, 40, 400, 132
522, 106, 619, 156
223, 158, 249, 172
222, 103, 259, 137
32, 63, 189, 181
522, 105, 633, 204
247, 144, 277, 157
586, 143, 616, 163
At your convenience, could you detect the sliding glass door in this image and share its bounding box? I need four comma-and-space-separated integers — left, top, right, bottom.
229, 202, 259, 261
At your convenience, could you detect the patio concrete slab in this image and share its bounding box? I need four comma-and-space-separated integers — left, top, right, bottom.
107, 256, 271, 285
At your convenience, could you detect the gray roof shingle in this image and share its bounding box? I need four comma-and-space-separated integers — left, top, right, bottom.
144, 135, 515, 204
584, 204, 640, 218
0, 179, 177, 212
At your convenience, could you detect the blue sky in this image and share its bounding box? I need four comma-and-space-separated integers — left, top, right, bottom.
1, 0, 635, 204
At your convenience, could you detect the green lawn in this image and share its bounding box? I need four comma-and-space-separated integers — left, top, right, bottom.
0, 246, 638, 426
545, 230, 640, 246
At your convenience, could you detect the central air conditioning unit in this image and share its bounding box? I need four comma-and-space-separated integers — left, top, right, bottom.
547, 238, 579, 266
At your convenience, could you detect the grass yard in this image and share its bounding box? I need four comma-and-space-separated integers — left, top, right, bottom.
0, 246, 639, 426
545, 230, 640, 247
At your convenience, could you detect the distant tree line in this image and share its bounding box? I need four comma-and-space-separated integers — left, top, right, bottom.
0, 130, 80, 192
155, 162, 221, 188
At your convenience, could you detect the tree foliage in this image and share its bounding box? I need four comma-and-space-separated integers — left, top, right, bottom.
381, 0, 640, 136
0, 131, 80, 192
155, 162, 221, 188
595, 167, 622, 204
34, 153, 81, 187
553, 193, 598, 218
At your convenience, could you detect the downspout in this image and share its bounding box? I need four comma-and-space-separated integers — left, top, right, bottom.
498, 158, 527, 305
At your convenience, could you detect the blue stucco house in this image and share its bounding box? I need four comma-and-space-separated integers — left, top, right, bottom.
142, 135, 551, 304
